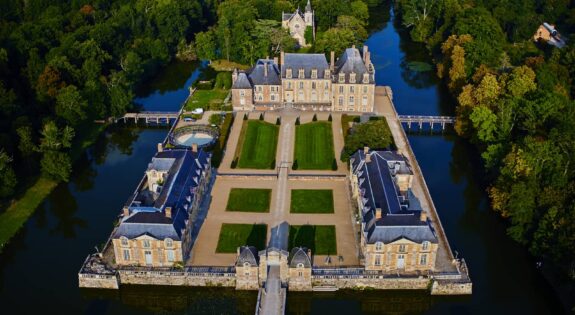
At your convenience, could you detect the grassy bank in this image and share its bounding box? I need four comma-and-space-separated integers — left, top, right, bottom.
0, 123, 107, 253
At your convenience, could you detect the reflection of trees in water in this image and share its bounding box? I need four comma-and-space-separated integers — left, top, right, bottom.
400, 60, 436, 89
135, 60, 203, 96
83, 286, 257, 314
367, 1, 391, 34
47, 184, 87, 238
89, 126, 141, 166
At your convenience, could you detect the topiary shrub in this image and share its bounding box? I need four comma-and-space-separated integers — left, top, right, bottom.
276, 117, 281, 125
270, 159, 276, 169
231, 157, 238, 169
243, 113, 248, 120
295, 117, 300, 125
328, 114, 332, 122
259, 113, 264, 120
292, 159, 298, 170
312, 114, 317, 122
331, 158, 338, 171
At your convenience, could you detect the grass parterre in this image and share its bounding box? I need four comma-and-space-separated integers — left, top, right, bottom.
290, 189, 334, 214
235, 120, 279, 169
216, 223, 267, 253
226, 188, 271, 212
294, 121, 335, 170
289, 225, 337, 255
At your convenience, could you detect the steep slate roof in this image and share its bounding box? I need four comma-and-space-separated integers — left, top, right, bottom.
333, 47, 375, 84
115, 149, 210, 241
248, 59, 281, 85
282, 8, 304, 22
281, 53, 329, 79
232, 72, 252, 89
236, 246, 259, 266
351, 149, 438, 244
289, 247, 312, 268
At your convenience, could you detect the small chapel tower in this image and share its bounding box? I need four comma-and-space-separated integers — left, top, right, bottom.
304, 0, 314, 26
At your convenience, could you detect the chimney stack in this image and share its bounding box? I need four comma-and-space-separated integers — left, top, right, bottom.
330, 51, 335, 71
232, 69, 238, 83
264, 62, 268, 77
123, 207, 130, 217
280, 51, 284, 67
420, 211, 428, 222
365, 51, 371, 69
363, 46, 368, 63
366, 153, 371, 163
273, 56, 278, 65
375, 208, 382, 219
352, 44, 356, 49
191, 143, 198, 153
165, 207, 172, 219
307, 248, 312, 258
157, 143, 163, 152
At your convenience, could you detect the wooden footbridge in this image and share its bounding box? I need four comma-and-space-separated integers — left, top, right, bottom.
117, 111, 179, 124
398, 115, 456, 130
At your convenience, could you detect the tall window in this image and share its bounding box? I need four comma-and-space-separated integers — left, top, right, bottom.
420, 254, 428, 265
375, 242, 383, 251
349, 96, 355, 105
350, 86, 355, 93
143, 240, 151, 248
362, 95, 368, 106
311, 90, 317, 101
363, 85, 368, 93
165, 238, 173, 248
299, 82, 304, 89
240, 90, 245, 97
339, 86, 344, 93
324, 82, 329, 89
374, 255, 381, 266
338, 96, 343, 106
312, 82, 316, 89
298, 91, 304, 101
123, 249, 130, 261
422, 241, 430, 251
271, 94, 276, 101
121, 237, 128, 247
288, 82, 292, 89
167, 250, 175, 262
398, 244, 406, 253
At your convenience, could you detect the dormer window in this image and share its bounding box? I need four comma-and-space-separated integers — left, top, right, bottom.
298, 68, 305, 78
286, 68, 292, 78
165, 238, 173, 248
363, 73, 369, 83
143, 240, 151, 248
311, 69, 317, 79
324, 69, 330, 78
121, 236, 129, 247
422, 241, 430, 251
338, 73, 345, 83
375, 242, 383, 251
350, 72, 356, 83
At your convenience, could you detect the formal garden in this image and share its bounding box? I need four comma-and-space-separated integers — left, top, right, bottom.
288, 225, 337, 255
216, 223, 267, 253
226, 188, 272, 213
293, 120, 336, 170
234, 120, 279, 169
290, 189, 334, 214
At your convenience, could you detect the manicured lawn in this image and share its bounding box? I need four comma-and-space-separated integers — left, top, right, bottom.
236, 120, 279, 169
289, 225, 337, 255
290, 189, 334, 213
216, 224, 268, 253
294, 121, 335, 170
185, 89, 229, 111
226, 188, 272, 212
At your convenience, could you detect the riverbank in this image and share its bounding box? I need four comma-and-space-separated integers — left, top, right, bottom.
0, 123, 107, 253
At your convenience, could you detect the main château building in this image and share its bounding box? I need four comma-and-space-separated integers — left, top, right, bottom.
231, 45, 375, 113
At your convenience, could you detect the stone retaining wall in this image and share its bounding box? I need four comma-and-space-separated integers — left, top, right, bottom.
118, 270, 236, 287
312, 276, 430, 290
78, 274, 119, 289
430, 280, 473, 295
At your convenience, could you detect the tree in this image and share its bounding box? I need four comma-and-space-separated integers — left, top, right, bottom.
16, 126, 36, 158
315, 28, 355, 56
56, 85, 88, 124
506, 65, 536, 98
470, 106, 498, 143
195, 30, 218, 61
401, 0, 438, 42
0, 150, 17, 198
41, 151, 72, 182
343, 120, 393, 159
350, 1, 369, 24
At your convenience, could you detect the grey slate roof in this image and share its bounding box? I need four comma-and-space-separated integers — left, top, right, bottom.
115, 149, 210, 241
236, 246, 259, 266
289, 247, 312, 268
281, 53, 329, 79
334, 47, 375, 84
232, 72, 252, 89
248, 59, 281, 85
351, 149, 437, 245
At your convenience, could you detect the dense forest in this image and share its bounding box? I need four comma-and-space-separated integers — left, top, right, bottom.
396, 0, 575, 278
0, 0, 210, 199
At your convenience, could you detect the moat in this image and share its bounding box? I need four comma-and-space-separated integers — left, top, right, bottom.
0, 7, 567, 315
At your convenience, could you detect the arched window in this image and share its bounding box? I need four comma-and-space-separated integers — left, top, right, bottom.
143, 239, 151, 248
243, 262, 251, 267
165, 238, 173, 248
422, 241, 430, 251
311, 90, 317, 101
297, 263, 304, 268
375, 242, 383, 251
120, 236, 129, 247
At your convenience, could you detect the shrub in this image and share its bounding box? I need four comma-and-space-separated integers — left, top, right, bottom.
331, 158, 338, 171
259, 113, 264, 120
312, 114, 317, 122
214, 72, 232, 89
276, 117, 281, 125
295, 117, 300, 125
209, 114, 221, 125
231, 157, 238, 169
243, 113, 248, 120
270, 159, 276, 169
328, 114, 332, 122
292, 159, 298, 170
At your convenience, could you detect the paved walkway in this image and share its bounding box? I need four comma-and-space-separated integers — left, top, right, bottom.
376, 86, 457, 273
257, 265, 285, 315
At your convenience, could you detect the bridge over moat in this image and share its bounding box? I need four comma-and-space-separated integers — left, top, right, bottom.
398, 115, 455, 130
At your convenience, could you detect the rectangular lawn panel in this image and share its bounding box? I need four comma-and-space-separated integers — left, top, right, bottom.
216, 223, 267, 253
294, 121, 335, 170
290, 189, 334, 213
289, 225, 337, 255
236, 120, 279, 169
226, 188, 271, 212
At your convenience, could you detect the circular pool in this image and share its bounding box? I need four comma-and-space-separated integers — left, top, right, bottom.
170, 125, 218, 149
